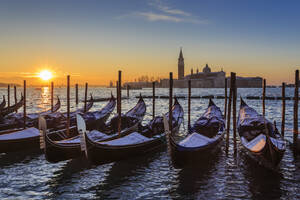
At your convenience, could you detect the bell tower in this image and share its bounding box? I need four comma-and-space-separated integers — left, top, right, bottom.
178, 47, 184, 79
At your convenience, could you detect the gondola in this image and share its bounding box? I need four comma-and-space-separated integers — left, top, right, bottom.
0, 95, 94, 153
167, 99, 225, 166
0, 95, 24, 118
0, 97, 61, 131
81, 97, 183, 165
39, 95, 146, 163
44, 95, 94, 129
0, 96, 6, 110
238, 98, 286, 169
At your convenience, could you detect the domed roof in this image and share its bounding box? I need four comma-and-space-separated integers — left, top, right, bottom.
203, 64, 211, 73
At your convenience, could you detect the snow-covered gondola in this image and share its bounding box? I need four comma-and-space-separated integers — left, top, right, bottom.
39, 95, 146, 163
0, 96, 94, 153
0, 97, 60, 131
0, 95, 24, 118
167, 99, 225, 166
81, 97, 183, 165
238, 98, 285, 169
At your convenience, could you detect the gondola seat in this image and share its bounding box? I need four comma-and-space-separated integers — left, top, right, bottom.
0, 127, 39, 140
242, 134, 266, 152
178, 132, 215, 148
99, 132, 151, 146
57, 130, 112, 144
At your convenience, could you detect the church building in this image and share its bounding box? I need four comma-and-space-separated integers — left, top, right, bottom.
160, 48, 262, 88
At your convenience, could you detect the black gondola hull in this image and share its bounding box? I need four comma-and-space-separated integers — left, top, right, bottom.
85, 134, 166, 165
44, 139, 84, 163
168, 132, 224, 167
241, 140, 285, 169
0, 130, 70, 153
0, 136, 40, 153
43, 119, 136, 163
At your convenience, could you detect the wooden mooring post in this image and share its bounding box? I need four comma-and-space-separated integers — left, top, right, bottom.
75, 83, 79, 105
127, 85, 130, 98
23, 80, 26, 129
51, 81, 54, 112
84, 83, 88, 112
226, 73, 233, 153
14, 85, 17, 113
293, 70, 299, 148
116, 81, 118, 98
169, 72, 173, 133
224, 78, 228, 120
7, 84, 10, 107
152, 82, 155, 119
232, 73, 237, 153
188, 80, 191, 130
66, 75, 70, 136
118, 71, 122, 137
263, 79, 266, 117
281, 82, 286, 137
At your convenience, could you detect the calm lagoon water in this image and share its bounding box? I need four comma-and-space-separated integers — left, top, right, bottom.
0, 87, 299, 199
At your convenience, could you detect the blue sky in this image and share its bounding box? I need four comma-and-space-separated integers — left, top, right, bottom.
0, 0, 299, 85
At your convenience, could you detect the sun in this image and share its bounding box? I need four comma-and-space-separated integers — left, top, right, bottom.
38, 70, 53, 81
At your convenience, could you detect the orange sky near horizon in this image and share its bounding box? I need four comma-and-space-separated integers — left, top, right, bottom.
0, 48, 298, 86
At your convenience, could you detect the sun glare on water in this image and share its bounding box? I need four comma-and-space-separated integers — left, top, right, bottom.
38, 70, 53, 81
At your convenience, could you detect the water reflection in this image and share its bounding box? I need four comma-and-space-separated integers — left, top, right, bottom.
241, 151, 282, 200
0, 150, 41, 168
39, 87, 50, 111
46, 157, 92, 193
95, 151, 162, 199
170, 150, 222, 200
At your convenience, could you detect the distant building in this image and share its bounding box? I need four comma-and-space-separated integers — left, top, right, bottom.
228, 76, 263, 88
123, 81, 152, 88
124, 48, 263, 88
109, 81, 114, 87
178, 48, 184, 80
184, 64, 226, 88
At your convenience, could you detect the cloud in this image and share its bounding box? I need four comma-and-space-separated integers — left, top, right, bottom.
135, 12, 183, 22
135, 11, 208, 24
118, 0, 209, 24
148, 0, 191, 16
158, 6, 191, 16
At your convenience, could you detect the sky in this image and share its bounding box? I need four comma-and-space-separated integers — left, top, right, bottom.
0, 0, 299, 85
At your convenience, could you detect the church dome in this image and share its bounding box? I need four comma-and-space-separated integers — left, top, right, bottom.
203, 64, 211, 73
